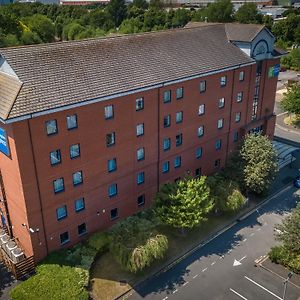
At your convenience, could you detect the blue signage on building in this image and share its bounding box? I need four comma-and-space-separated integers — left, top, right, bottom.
0, 128, 10, 156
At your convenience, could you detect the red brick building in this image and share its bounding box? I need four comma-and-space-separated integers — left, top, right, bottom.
0, 23, 282, 263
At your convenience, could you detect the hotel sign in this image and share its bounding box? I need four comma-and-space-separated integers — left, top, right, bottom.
268, 64, 280, 78
0, 128, 10, 156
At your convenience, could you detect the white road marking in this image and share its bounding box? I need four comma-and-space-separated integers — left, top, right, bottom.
162, 297, 168, 300
229, 288, 248, 300
244, 276, 283, 300
228, 249, 232, 253
172, 289, 178, 294
250, 233, 255, 237
193, 274, 198, 279
211, 261, 216, 266
243, 238, 247, 242
240, 255, 247, 262
183, 281, 189, 286
202, 268, 208, 272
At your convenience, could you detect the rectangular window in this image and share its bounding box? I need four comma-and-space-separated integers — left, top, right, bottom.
233, 131, 239, 142
217, 118, 224, 129
163, 138, 171, 151
137, 171, 145, 185
215, 139, 222, 150
235, 112, 241, 123
53, 178, 64, 193
220, 76, 227, 87
237, 92, 243, 102
196, 147, 202, 159
163, 90, 171, 103
198, 126, 204, 137
73, 171, 83, 186
46, 119, 58, 135
104, 105, 114, 119
67, 114, 77, 130
136, 98, 144, 111
176, 87, 183, 100
70, 144, 80, 159
75, 198, 85, 212
218, 97, 225, 108
50, 149, 61, 165
215, 159, 221, 168
106, 132, 115, 147
136, 123, 144, 136
198, 104, 205, 116
137, 147, 145, 161
108, 184, 117, 197
137, 194, 145, 206
60, 231, 69, 245
176, 111, 183, 123
162, 161, 169, 173
108, 158, 117, 172
199, 80, 206, 93
110, 208, 118, 220
195, 168, 201, 178
56, 205, 67, 221
239, 71, 245, 81
174, 156, 181, 168
164, 115, 171, 128
78, 223, 87, 236
176, 133, 182, 147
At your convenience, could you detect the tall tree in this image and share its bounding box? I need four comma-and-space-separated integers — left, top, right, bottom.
106, 0, 127, 28
235, 3, 262, 24
281, 84, 300, 117
155, 177, 213, 232
206, 0, 233, 23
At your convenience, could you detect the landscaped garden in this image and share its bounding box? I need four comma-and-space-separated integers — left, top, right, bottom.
10, 133, 279, 300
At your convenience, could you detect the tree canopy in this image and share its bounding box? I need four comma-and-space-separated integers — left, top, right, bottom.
281, 84, 300, 116
235, 3, 263, 24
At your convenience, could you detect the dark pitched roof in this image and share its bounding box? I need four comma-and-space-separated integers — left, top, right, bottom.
225, 23, 265, 42
0, 24, 254, 121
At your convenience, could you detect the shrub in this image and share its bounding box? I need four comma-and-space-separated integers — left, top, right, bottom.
87, 231, 110, 253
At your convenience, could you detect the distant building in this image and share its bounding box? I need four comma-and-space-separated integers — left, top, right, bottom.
60, 0, 109, 5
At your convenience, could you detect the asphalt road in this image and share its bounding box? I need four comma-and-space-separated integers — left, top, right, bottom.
128, 186, 300, 300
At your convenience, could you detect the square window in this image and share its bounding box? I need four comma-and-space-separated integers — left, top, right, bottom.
136, 123, 144, 136
67, 114, 78, 130
162, 161, 169, 173
239, 71, 245, 81
198, 126, 204, 137
215, 159, 221, 168
78, 223, 87, 236
106, 132, 115, 147
215, 139, 222, 150
199, 80, 206, 93
233, 131, 239, 142
196, 147, 202, 159
110, 208, 118, 220
217, 118, 224, 129
60, 231, 69, 245
56, 205, 67, 221
164, 115, 171, 128
73, 171, 83, 186
70, 144, 80, 159
137, 171, 145, 185
198, 104, 205, 116
104, 105, 114, 119
108, 183, 117, 197
218, 98, 225, 108
50, 149, 61, 165
163, 90, 171, 103
176, 133, 182, 147
163, 138, 171, 151
235, 112, 241, 123
46, 120, 58, 135
220, 76, 227, 87
137, 194, 145, 206
53, 178, 64, 193
176, 87, 183, 100
75, 198, 85, 212
176, 111, 183, 123
136, 98, 144, 111
137, 147, 145, 161
237, 92, 243, 102
174, 156, 181, 168
108, 158, 117, 172
195, 168, 201, 178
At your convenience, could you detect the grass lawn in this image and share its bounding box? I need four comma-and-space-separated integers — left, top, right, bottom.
284, 114, 300, 129
90, 211, 249, 300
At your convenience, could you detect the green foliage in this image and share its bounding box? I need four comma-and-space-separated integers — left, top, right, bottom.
155, 177, 213, 230
281, 49, 300, 71
87, 231, 110, 253
240, 133, 278, 194
206, 0, 233, 22
132, 0, 149, 9
234, 3, 263, 24
119, 17, 144, 34
106, 0, 127, 27
281, 84, 300, 116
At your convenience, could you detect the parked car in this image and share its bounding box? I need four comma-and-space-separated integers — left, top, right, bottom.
294, 176, 300, 188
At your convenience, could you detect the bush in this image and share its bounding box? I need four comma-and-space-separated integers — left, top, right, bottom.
87, 231, 110, 253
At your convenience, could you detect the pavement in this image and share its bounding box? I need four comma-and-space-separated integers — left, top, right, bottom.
0, 262, 18, 300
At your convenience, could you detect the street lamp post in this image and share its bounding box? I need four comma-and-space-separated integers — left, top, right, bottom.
283, 272, 293, 300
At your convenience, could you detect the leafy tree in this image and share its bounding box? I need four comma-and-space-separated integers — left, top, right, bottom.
20, 31, 42, 45
235, 3, 262, 24
263, 15, 273, 30
206, 0, 233, 23
106, 0, 127, 28
143, 8, 166, 31
275, 203, 300, 254
0, 11, 22, 37
119, 17, 143, 34
172, 8, 191, 28
191, 7, 208, 22
132, 0, 148, 9
149, 0, 164, 9
281, 84, 300, 117
155, 177, 213, 232
240, 133, 278, 194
